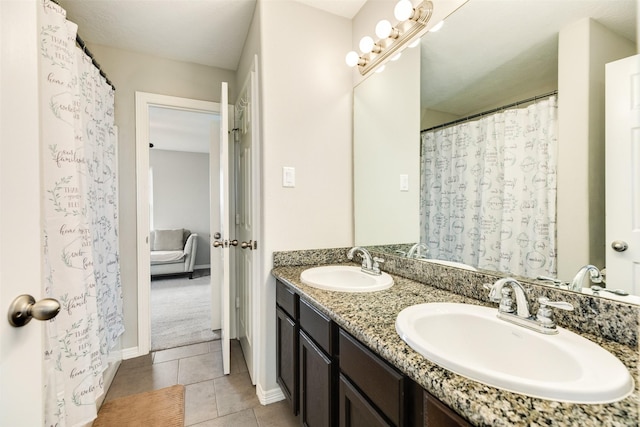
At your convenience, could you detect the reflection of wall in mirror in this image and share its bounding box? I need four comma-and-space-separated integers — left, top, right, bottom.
354, 46, 420, 246
556, 18, 636, 281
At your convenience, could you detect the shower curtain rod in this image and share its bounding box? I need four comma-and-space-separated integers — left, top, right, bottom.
421, 90, 558, 133
76, 33, 116, 91
50, 0, 115, 90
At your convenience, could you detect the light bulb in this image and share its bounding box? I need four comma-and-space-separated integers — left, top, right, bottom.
345, 51, 360, 67
429, 20, 444, 32
375, 20, 392, 39
359, 36, 375, 54
394, 0, 413, 21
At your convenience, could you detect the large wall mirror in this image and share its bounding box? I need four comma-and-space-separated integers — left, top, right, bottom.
354, 0, 638, 302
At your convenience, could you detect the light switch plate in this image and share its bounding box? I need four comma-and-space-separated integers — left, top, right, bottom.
283, 166, 295, 188
400, 174, 409, 191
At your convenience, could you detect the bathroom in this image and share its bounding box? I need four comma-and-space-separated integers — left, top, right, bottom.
1, 0, 638, 425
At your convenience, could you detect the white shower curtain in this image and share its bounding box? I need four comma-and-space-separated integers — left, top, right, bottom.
39, 1, 124, 425
420, 96, 558, 278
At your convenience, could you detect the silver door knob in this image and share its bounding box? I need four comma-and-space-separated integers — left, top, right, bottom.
213, 240, 224, 248
8, 295, 60, 327
240, 240, 255, 250
611, 240, 628, 252
229, 240, 238, 247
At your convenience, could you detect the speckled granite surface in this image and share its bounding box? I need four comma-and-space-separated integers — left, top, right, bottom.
272, 249, 640, 427
274, 248, 639, 347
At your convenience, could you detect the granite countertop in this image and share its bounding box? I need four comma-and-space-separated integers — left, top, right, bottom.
272, 265, 640, 427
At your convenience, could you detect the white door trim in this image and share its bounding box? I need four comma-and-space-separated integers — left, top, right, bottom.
248, 55, 262, 385
135, 92, 222, 356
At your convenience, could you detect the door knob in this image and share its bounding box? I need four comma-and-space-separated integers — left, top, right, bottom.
240, 240, 256, 250
8, 294, 60, 327
229, 240, 238, 247
213, 240, 224, 248
611, 240, 628, 252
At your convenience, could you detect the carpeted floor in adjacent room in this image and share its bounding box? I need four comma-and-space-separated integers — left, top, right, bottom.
151, 270, 220, 351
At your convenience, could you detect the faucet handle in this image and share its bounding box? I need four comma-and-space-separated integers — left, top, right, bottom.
538, 297, 573, 311
535, 297, 574, 329
498, 288, 515, 313
372, 257, 384, 274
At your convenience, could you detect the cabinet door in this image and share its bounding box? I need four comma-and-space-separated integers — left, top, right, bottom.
276, 306, 298, 414
339, 374, 392, 427
300, 330, 334, 427
424, 391, 471, 427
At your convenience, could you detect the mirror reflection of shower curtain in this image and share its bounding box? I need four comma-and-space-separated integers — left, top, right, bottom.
39, 1, 124, 425
420, 96, 558, 277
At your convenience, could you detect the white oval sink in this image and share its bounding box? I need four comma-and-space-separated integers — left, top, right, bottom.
396, 303, 634, 404
300, 265, 393, 292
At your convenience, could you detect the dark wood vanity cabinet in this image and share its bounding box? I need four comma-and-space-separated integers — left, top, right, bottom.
275, 279, 470, 427
276, 281, 299, 414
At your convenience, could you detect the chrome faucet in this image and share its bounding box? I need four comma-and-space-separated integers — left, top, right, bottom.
406, 242, 428, 259
569, 265, 603, 291
489, 278, 531, 317
488, 277, 573, 334
347, 246, 383, 275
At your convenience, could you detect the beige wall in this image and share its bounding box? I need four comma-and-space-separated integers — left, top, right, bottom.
87, 43, 236, 348
257, 0, 353, 395
150, 149, 211, 267
557, 18, 636, 280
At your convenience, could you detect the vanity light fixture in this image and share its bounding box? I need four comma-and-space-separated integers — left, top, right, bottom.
345, 0, 433, 76
429, 20, 444, 32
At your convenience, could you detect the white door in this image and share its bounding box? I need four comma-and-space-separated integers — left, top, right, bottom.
211, 82, 232, 374
235, 63, 258, 382
0, 1, 46, 424
606, 54, 640, 294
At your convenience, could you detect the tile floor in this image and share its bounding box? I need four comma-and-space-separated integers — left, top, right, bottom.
104, 339, 299, 426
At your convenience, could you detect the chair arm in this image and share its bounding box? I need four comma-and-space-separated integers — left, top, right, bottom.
183, 233, 198, 272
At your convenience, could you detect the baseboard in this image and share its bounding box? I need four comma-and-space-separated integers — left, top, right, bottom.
256, 383, 285, 405
122, 346, 144, 360
97, 359, 121, 408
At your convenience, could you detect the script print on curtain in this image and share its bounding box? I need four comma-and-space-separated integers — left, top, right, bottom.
420, 96, 558, 278
39, 1, 124, 426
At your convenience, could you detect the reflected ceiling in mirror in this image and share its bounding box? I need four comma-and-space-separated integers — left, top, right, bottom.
420, 0, 636, 120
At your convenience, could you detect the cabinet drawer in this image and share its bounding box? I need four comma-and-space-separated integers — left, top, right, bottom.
299, 298, 334, 355
339, 330, 404, 426
276, 280, 298, 319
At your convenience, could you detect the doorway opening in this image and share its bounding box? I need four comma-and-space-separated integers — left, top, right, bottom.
148, 105, 219, 351
135, 92, 234, 356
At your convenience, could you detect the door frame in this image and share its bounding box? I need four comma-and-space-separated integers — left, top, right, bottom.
134, 92, 230, 356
